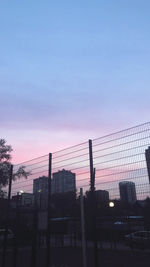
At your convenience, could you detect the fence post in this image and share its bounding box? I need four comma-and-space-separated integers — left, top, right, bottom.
46, 153, 52, 267
89, 140, 98, 267
145, 147, 150, 183
80, 188, 87, 267
13, 196, 20, 267
2, 164, 13, 267
30, 201, 38, 267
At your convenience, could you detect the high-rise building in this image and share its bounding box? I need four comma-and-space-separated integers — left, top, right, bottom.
119, 181, 137, 203
33, 171, 76, 209
33, 176, 49, 210
95, 190, 109, 206
52, 169, 76, 194
33, 176, 48, 194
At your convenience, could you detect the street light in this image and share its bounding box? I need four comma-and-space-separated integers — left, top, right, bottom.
19, 190, 24, 195
109, 201, 115, 208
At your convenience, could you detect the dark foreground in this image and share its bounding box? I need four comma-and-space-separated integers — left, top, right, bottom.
0, 247, 150, 267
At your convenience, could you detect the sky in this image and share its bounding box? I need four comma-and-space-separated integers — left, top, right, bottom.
0, 0, 150, 163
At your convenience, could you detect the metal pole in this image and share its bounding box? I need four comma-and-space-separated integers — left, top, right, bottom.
89, 140, 98, 267
80, 188, 87, 267
2, 164, 13, 267
30, 202, 38, 267
46, 153, 52, 267
89, 139, 94, 192
145, 147, 150, 183
13, 196, 20, 267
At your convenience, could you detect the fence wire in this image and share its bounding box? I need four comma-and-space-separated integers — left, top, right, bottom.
10, 122, 150, 202
12, 154, 49, 197
92, 122, 150, 200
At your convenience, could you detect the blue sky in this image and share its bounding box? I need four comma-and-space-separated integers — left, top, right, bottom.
0, 0, 150, 162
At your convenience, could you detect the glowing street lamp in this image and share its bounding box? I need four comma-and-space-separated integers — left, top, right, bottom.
19, 190, 24, 195
109, 201, 115, 208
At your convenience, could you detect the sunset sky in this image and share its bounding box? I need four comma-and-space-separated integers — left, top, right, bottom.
1, 1, 150, 163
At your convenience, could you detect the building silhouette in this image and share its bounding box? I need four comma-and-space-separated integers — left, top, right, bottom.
95, 190, 109, 206
119, 181, 137, 203
52, 169, 76, 194
33, 176, 48, 194
33, 176, 49, 209
33, 171, 76, 208
12, 193, 34, 207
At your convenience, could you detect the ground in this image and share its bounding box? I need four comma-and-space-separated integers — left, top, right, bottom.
0, 247, 150, 267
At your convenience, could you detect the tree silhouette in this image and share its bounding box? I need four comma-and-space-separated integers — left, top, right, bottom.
0, 139, 30, 197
